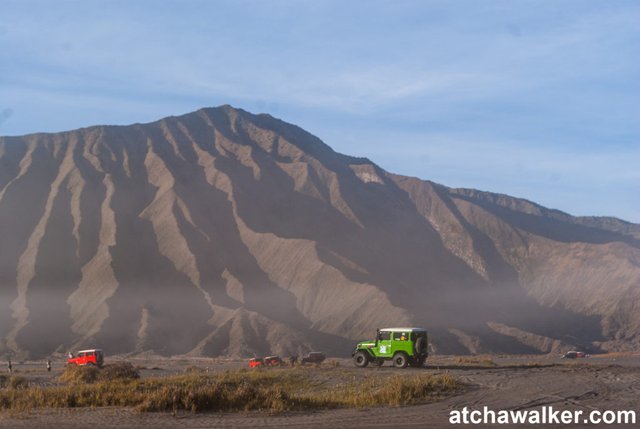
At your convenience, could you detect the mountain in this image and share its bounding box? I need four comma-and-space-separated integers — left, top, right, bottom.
0, 105, 638, 358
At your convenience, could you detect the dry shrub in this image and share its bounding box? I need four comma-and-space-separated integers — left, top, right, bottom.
1, 368, 462, 414
135, 378, 311, 413
335, 374, 461, 407
455, 356, 497, 367
100, 363, 140, 381
59, 362, 139, 385
7, 376, 28, 390
0, 375, 27, 390
59, 365, 99, 384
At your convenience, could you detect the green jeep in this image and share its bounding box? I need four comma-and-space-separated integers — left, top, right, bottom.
352, 327, 428, 368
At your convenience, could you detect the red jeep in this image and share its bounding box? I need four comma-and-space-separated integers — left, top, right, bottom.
264, 356, 284, 366
67, 349, 104, 367
248, 358, 264, 368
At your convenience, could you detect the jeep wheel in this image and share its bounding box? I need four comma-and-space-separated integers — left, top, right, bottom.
393, 352, 408, 368
353, 351, 370, 368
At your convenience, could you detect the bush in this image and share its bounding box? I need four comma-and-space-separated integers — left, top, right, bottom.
59, 362, 139, 385
7, 376, 28, 390
0, 375, 28, 390
100, 363, 140, 381
59, 365, 100, 384
1, 367, 463, 413
331, 373, 461, 408
455, 356, 497, 367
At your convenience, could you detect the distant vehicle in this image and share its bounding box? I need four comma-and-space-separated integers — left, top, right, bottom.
248, 358, 264, 368
352, 328, 428, 368
301, 352, 326, 365
67, 349, 104, 367
562, 351, 590, 359
264, 356, 285, 366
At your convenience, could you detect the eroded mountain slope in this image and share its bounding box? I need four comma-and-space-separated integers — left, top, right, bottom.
0, 106, 638, 357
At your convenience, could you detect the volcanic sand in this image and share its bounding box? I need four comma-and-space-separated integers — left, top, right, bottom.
1, 354, 639, 428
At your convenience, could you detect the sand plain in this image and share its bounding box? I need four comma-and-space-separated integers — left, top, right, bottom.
1, 353, 638, 428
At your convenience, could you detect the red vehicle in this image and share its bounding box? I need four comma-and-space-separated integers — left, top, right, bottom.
264, 356, 284, 366
67, 349, 104, 367
249, 358, 264, 368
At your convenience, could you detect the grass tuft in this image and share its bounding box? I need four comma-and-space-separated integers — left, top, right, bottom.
455, 356, 497, 367
0, 375, 28, 390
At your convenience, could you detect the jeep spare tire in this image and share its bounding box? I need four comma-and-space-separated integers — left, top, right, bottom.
353, 351, 370, 368
393, 352, 408, 368
415, 337, 425, 354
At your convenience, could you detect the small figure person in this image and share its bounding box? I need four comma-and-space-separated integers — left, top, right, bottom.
46, 359, 52, 372
7, 358, 12, 374
289, 355, 298, 366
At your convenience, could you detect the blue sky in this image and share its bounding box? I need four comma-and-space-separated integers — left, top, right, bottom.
1, 0, 639, 222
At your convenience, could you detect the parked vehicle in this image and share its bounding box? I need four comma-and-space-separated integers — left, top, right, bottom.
301, 352, 326, 364
562, 351, 590, 359
264, 356, 285, 366
352, 327, 428, 368
248, 358, 264, 368
67, 349, 104, 367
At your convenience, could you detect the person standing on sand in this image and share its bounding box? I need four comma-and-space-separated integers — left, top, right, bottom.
7, 359, 12, 374
46, 359, 51, 372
